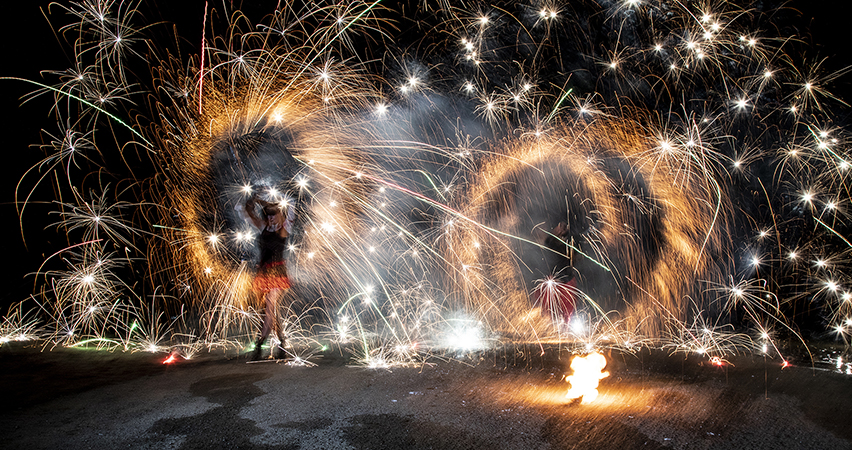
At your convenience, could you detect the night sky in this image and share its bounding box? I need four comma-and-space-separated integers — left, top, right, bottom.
0, 0, 850, 312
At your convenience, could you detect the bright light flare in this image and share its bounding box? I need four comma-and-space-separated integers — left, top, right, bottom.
566, 352, 609, 404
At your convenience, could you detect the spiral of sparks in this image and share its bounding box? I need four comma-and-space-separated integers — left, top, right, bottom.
4, 0, 851, 367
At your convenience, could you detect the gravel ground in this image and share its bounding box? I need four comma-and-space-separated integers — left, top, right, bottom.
0, 343, 850, 450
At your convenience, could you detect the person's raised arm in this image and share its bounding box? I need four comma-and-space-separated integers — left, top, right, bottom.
283, 201, 295, 235
240, 195, 265, 231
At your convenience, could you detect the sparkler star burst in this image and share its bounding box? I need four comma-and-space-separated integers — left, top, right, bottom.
3, 0, 851, 370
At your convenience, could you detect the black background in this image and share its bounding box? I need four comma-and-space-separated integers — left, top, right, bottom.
0, 1, 850, 310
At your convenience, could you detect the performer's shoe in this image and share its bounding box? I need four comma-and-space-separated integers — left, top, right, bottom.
250, 339, 264, 361
272, 344, 285, 359
272, 333, 288, 359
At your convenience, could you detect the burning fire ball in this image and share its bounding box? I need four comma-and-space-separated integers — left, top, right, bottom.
566, 352, 609, 404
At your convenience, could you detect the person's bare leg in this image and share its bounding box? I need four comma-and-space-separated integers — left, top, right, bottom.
259, 291, 276, 341
251, 290, 273, 360
269, 288, 290, 357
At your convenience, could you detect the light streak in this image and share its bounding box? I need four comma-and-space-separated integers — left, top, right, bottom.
198, 1, 208, 115
1, 78, 152, 147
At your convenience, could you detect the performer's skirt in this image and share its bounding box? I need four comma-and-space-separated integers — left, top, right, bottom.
254, 261, 291, 293
533, 277, 577, 323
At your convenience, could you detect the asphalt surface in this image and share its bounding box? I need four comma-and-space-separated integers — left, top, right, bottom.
1, 343, 850, 449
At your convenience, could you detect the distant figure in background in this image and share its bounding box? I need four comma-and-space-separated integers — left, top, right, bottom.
239, 193, 296, 360
532, 221, 578, 328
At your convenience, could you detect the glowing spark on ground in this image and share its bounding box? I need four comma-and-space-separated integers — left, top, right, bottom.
566, 352, 609, 404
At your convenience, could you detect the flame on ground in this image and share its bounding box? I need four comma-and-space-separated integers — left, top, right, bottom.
566, 352, 609, 404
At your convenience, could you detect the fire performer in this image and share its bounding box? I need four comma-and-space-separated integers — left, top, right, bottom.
533, 221, 578, 328
239, 193, 296, 360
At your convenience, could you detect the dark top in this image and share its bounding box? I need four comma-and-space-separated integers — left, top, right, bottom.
541, 234, 572, 280
258, 228, 288, 266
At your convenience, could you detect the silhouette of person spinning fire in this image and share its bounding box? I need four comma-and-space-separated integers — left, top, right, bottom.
532, 221, 578, 329
238, 192, 296, 360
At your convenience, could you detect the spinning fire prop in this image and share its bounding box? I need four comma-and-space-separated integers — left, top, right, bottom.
566, 352, 610, 404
